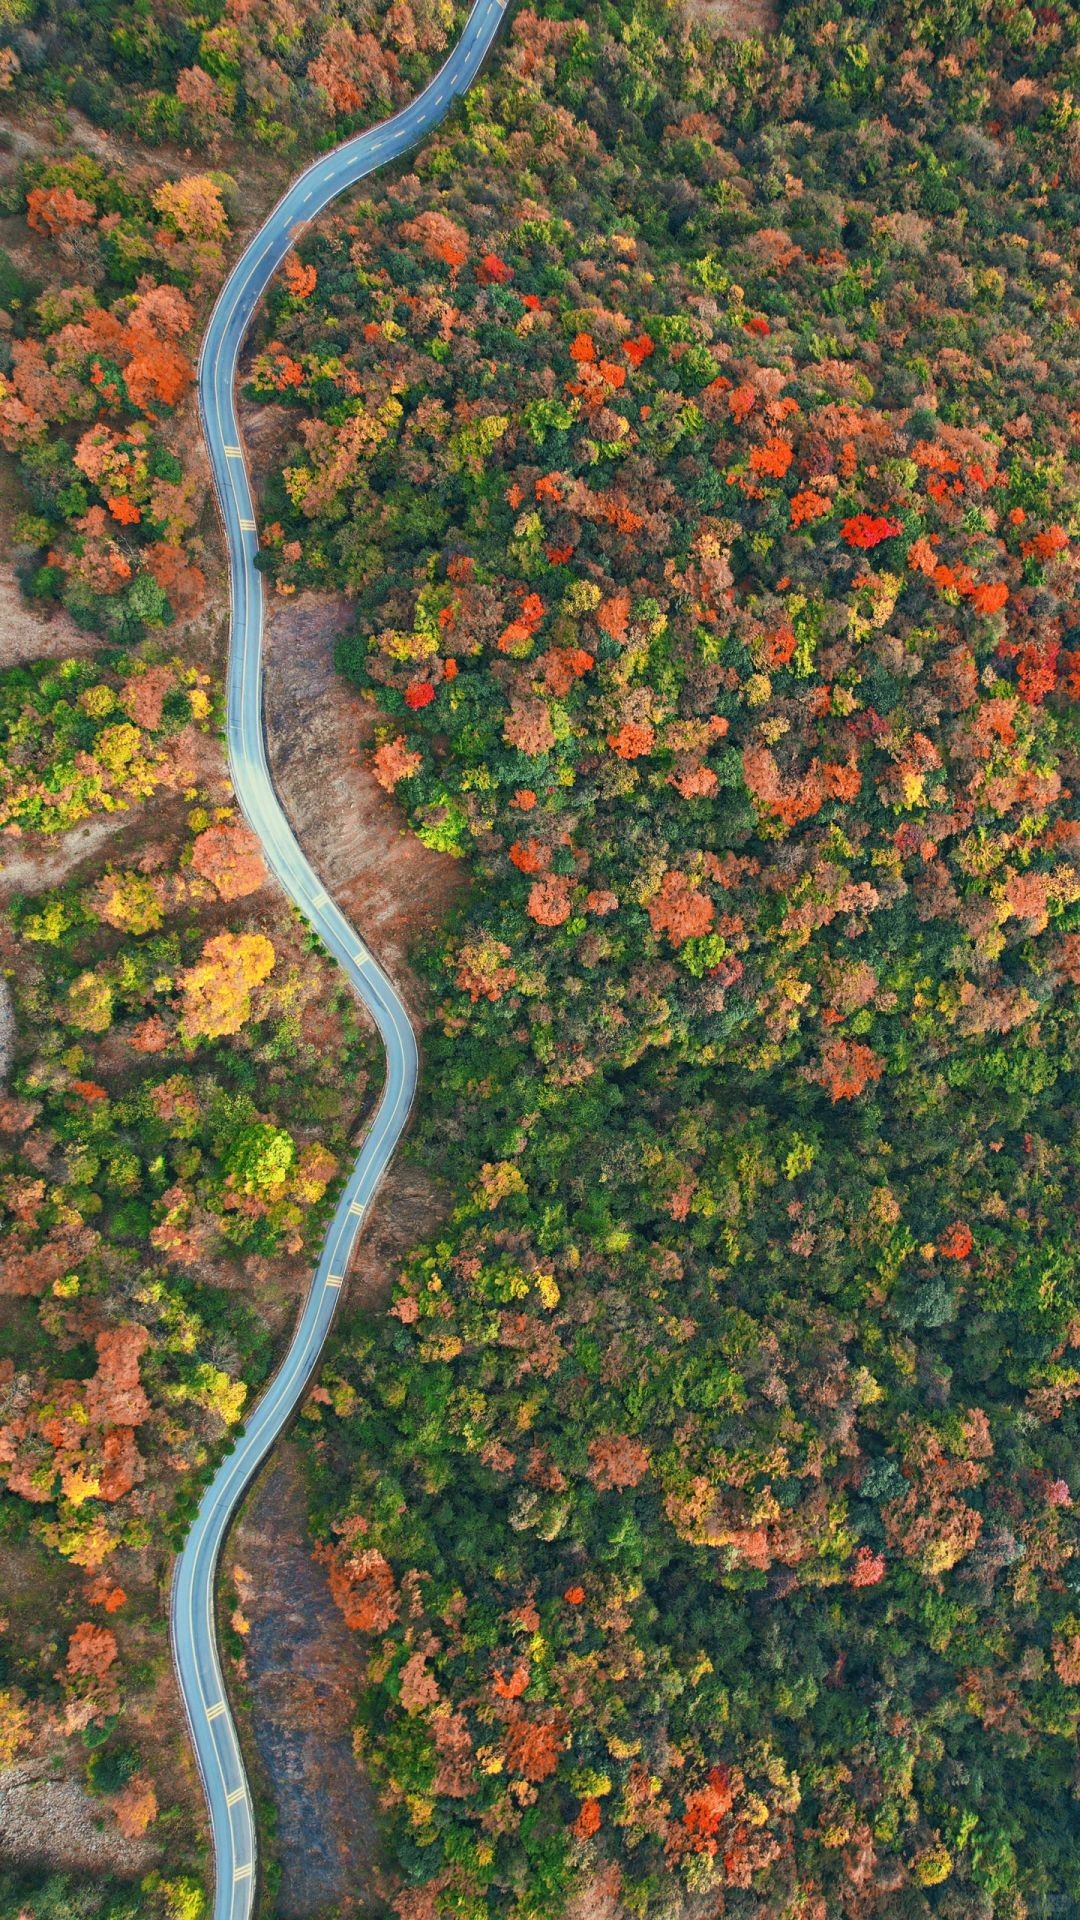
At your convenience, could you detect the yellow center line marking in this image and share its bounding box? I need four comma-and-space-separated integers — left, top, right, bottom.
226, 1787, 246, 1807
206, 1701, 227, 1721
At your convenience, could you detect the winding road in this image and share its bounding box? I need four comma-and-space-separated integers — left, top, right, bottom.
170, 6, 509, 1913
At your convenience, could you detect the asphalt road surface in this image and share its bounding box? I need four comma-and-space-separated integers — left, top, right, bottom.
171, 6, 509, 1912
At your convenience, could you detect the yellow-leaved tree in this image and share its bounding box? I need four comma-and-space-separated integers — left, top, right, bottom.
177, 930, 274, 1041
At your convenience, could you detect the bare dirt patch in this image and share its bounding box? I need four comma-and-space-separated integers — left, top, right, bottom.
688, 0, 779, 33
0, 563, 95, 671
239, 401, 297, 483
0, 1768, 158, 1879
229, 1442, 381, 1920
261, 587, 467, 1027
344, 1151, 452, 1304
0, 809, 133, 897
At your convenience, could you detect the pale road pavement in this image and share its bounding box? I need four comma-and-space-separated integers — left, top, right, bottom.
170, 4, 509, 1913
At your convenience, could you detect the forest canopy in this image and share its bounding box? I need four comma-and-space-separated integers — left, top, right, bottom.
246, 0, 1080, 1914
0, 0, 467, 155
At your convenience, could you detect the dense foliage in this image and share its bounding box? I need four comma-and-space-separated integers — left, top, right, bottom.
249, 0, 1080, 1913
0, 640, 378, 1859
0, 148, 235, 647
0, 650, 203, 833
1, 0, 466, 155
0, 1866, 203, 1920
0, 0, 474, 1891
0, 637, 378, 1881
0, 78, 379, 1882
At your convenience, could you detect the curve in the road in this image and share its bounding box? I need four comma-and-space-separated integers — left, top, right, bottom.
170, 7, 509, 1915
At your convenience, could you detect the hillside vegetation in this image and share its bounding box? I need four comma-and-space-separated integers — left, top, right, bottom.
1, 0, 466, 155
0, 42, 379, 1910
246, 0, 1080, 1914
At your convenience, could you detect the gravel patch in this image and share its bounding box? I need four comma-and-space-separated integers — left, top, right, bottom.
0, 1766, 155, 1877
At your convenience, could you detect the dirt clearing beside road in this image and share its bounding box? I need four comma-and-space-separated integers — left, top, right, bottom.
262, 587, 466, 1026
